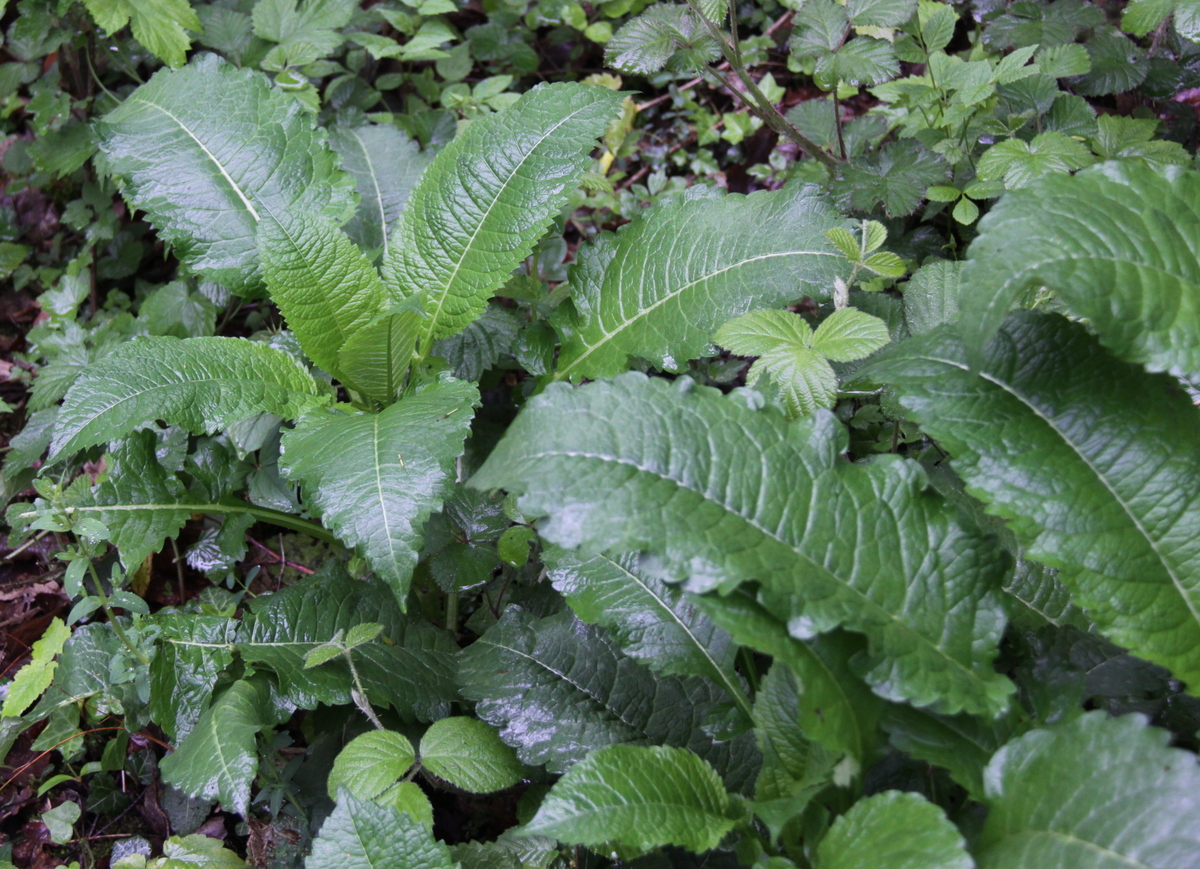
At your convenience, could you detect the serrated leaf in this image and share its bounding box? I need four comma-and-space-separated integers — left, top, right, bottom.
259, 212, 385, 380
337, 308, 424, 405
523, 745, 737, 853
419, 717, 523, 793
149, 613, 237, 742
825, 227, 861, 261
902, 260, 960, 334
555, 185, 849, 382
432, 303, 520, 382
238, 566, 459, 719
472, 374, 1014, 716
253, 0, 354, 64
810, 308, 891, 361
96, 54, 354, 295
280, 379, 476, 602
82, 0, 202, 67
977, 712, 1200, 868
328, 731, 416, 800
606, 6, 719, 74
1035, 43, 1091, 77
976, 132, 1095, 189
862, 313, 1200, 688
49, 337, 327, 462
847, 0, 917, 27
1, 618, 69, 718
27, 624, 124, 722
752, 663, 839, 807
880, 704, 1017, 800
308, 790, 457, 869
329, 123, 433, 259
382, 83, 624, 349
458, 609, 760, 790
816, 791, 972, 869
1067, 30, 1148, 96
160, 677, 275, 816
959, 162, 1200, 377
834, 143, 950, 217
820, 37, 900, 86
544, 548, 743, 707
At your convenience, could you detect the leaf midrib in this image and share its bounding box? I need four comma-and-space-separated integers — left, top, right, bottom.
555, 249, 841, 380
348, 128, 390, 259
525, 448, 994, 698
983, 828, 1156, 869
908, 351, 1200, 636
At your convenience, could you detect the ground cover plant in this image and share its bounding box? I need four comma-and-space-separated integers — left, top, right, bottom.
2, 0, 1200, 865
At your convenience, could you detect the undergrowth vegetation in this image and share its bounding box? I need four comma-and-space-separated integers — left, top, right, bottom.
1, 0, 1200, 865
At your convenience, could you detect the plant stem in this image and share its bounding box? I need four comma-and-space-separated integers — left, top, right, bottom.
86, 560, 150, 665
345, 649, 386, 730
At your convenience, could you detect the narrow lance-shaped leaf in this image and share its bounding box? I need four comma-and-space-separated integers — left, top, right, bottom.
280, 378, 477, 604
382, 83, 625, 348
259, 211, 385, 381
1, 618, 70, 719
544, 546, 747, 715
472, 373, 1014, 716
554, 185, 850, 382
49, 337, 328, 462
96, 53, 355, 295
337, 307, 424, 405
523, 745, 739, 854
862, 312, 1200, 688
976, 711, 1200, 869
959, 162, 1200, 375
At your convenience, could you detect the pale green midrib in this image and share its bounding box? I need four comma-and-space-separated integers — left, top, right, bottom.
524, 448, 995, 694
555, 249, 842, 380
133, 97, 261, 221
910, 351, 1200, 636
269, 217, 351, 371
369, 414, 403, 575
350, 128, 389, 259
418, 103, 601, 344
596, 553, 753, 719
480, 637, 644, 734
982, 828, 1156, 869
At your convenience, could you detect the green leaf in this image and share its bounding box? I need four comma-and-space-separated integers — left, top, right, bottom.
1122, 0, 1174, 35
382, 83, 624, 348
862, 313, 1200, 688
847, 0, 917, 27
1035, 43, 1091, 77
328, 731, 417, 800
309, 790, 457, 869
50, 337, 328, 462
752, 663, 839, 809
819, 37, 900, 87
959, 162, 1200, 377
328, 123, 433, 260
902, 260, 960, 334
252, 0, 353, 60
160, 677, 276, 817
555, 185, 849, 382
1091, 116, 1190, 167
545, 547, 742, 706
976, 132, 1096, 189
523, 745, 737, 853
96, 54, 354, 295
142, 835, 250, 868
977, 712, 1200, 868
432, 303, 520, 382
26, 624, 124, 722
834, 143, 950, 217
149, 613, 237, 742
238, 566, 459, 719
880, 705, 1016, 800
419, 717, 524, 794
337, 308, 424, 405
473, 374, 1013, 716
1067, 30, 1148, 96
810, 308, 891, 361
606, 6, 720, 74
457, 610, 760, 790
259, 212, 385, 380
816, 791, 972, 869
280, 379, 476, 602
1, 618, 69, 718
81, 0, 202, 67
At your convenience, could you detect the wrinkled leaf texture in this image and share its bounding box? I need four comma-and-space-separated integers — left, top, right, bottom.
472, 373, 1013, 716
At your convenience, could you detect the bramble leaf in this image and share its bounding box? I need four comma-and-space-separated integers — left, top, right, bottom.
419, 717, 524, 794
81, 0, 202, 67
864, 313, 1200, 688
309, 790, 456, 869
328, 731, 416, 801
816, 791, 972, 869
473, 374, 1013, 716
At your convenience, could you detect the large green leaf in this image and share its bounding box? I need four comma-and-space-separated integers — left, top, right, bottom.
96, 53, 355, 295
879, 704, 1017, 800
959, 162, 1200, 375
457, 609, 760, 791
544, 547, 746, 714
237, 567, 458, 719
336, 308, 424, 405
976, 711, 1200, 868
159, 677, 278, 817
280, 378, 477, 601
472, 374, 1013, 716
258, 211, 385, 380
308, 790, 456, 869
49, 337, 328, 461
863, 312, 1200, 688
816, 791, 972, 869
149, 613, 237, 743
523, 745, 738, 854
418, 717, 524, 794
328, 123, 433, 259
382, 83, 624, 348
554, 185, 849, 382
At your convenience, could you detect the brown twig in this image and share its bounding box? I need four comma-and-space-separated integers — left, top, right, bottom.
249, 538, 314, 575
